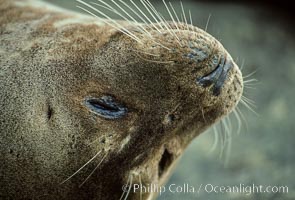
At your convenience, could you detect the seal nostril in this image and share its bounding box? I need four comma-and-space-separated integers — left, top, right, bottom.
196, 56, 233, 96
196, 56, 225, 88
197, 77, 214, 87
158, 149, 173, 178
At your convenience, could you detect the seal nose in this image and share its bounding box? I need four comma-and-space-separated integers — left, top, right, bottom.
196, 55, 233, 96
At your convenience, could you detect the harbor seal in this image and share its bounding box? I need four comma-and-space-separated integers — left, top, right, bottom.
0, 0, 243, 199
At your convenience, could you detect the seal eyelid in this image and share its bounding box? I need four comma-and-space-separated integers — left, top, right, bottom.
85, 96, 128, 119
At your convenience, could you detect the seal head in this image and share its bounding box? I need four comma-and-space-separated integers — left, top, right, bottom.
0, 0, 243, 199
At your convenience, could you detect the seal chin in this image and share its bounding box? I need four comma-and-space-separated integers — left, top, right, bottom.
197, 55, 234, 96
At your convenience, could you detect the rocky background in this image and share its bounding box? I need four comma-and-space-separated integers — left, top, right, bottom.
46, 0, 295, 199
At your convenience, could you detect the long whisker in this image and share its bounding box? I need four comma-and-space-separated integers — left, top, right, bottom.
236, 106, 248, 131
218, 121, 225, 158
124, 0, 152, 28
180, 1, 189, 31
124, 174, 133, 200
139, 174, 143, 200
209, 125, 219, 153
119, 175, 131, 200
240, 58, 245, 71
79, 153, 107, 187
219, 118, 232, 165
76, 0, 143, 44
120, 174, 133, 200
140, 0, 163, 33
162, 1, 177, 31
60, 150, 102, 185
160, 0, 181, 45
243, 70, 257, 79
201, 108, 207, 123
90, 1, 172, 50
240, 99, 258, 116
233, 108, 242, 135
244, 85, 257, 90
131, 0, 162, 34
205, 13, 211, 32
115, 0, 152, 36
143, 0, 178, 41
241, 96, 256, 109
168, 2, 181, 27
91, 1, 149, 37
188, 10, 193, 31
243, 79, 258, 84
142, 0, 165, 30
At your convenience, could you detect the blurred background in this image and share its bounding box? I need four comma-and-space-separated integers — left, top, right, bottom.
46, 0, 295, 199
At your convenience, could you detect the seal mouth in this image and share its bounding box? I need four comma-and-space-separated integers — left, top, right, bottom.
196, 55, 233, 96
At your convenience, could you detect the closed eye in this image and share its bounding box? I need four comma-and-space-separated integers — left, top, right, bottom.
84, 96, 128, 119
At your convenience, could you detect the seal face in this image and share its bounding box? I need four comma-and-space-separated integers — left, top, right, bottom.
0, 0, 243, 199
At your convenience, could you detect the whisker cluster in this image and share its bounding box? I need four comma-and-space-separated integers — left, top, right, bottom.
76, 0, 195, 49
60, 150, 102, 185
60, 150, 107, 187
120, 174, 134, 200
79, 153, 107, 187
210, 59, 258, 165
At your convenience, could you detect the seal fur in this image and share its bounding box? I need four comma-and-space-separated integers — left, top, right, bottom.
0, 0, 243, 199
